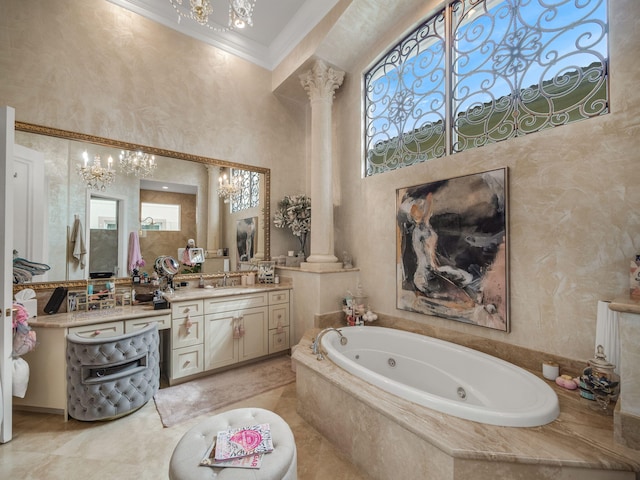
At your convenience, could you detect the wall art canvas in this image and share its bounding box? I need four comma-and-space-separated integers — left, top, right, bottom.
396, 168, 509, 331
237, 217, 257, 263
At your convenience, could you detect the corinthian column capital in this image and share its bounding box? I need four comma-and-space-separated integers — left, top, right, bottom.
299, 60, 345, 103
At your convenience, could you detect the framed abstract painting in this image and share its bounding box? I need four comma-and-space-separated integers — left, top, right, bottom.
396, 168, 509, 331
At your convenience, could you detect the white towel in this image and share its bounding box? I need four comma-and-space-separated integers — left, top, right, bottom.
70, 217, 86, 269
595, 301, 620, 374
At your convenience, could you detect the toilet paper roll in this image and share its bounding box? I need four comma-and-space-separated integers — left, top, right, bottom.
542, 361, 559, 381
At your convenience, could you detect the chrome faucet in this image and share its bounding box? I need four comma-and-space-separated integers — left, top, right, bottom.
311, 327, 347, 360
222, 273, 229, 286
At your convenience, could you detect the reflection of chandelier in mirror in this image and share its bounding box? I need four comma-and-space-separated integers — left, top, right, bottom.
119, 150, 157, 178
218, 173, 241, 203
77, 151, 115, 191
169, 0, 256, 31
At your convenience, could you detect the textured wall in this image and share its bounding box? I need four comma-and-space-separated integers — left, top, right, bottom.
0, 0, 308, 256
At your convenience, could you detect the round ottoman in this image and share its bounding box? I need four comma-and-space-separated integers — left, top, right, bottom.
169, 408, 297, 480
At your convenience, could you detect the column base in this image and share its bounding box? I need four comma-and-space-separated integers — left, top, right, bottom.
300, 261, 343, 272
305, 254, 339, 264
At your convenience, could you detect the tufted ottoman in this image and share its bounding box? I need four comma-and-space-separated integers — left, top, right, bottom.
169, 407, 297, 480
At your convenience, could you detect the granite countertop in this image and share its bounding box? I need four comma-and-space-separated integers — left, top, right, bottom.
29, 284, 292, 329
28, 304, 163, 328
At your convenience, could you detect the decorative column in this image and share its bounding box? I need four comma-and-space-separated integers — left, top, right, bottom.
299, 60, 344, 271
206, 165, 221, 253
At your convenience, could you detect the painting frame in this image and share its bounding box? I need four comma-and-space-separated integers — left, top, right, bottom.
396, 167, 509, 331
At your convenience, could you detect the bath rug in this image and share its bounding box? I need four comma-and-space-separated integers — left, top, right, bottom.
153, 355, 295, 427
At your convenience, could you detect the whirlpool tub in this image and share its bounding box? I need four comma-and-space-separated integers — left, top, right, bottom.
319, 326, 559, 427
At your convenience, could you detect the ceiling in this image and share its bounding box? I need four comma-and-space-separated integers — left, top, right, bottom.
106, 0, 340, 70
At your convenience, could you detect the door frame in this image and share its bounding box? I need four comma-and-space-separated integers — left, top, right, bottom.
0, 106, 15, 443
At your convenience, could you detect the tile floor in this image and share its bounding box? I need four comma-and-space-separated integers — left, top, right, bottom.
0, 382, 369, 480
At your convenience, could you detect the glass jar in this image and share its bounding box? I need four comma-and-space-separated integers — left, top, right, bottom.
579, 345, 619, 414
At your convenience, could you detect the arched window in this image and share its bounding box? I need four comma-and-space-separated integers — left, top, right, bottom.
364, 0, 608, 176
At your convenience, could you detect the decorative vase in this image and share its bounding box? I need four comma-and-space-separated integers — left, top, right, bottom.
297, 233, 308, 259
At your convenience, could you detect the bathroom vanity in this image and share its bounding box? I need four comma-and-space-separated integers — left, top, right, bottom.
13, 284, 292, 419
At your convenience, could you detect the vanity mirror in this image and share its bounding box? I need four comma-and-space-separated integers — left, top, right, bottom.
13, 122, 270, 290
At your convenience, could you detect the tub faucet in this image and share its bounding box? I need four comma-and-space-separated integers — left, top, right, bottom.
311, 327, 346, 360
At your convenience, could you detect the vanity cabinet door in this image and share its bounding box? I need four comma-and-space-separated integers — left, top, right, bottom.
268, 290, 289, 305
68, 321, 124, 339
268, 303, 289, 330
269, 329, 290, 354
125, 314, 171, 332
171, 316, 203, 349
204, 312, 239, 370
204, 293, 267, 314
171, 345, 204, 380
171, 299, 204, 319
238, 307, 269, 363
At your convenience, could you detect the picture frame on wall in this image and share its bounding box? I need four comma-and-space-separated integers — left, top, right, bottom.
396, 167, 509, 331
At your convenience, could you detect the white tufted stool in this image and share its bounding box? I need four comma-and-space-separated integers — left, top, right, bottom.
169, 408, 297, 480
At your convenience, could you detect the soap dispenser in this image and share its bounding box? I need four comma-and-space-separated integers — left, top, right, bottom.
199, 275, 204, 288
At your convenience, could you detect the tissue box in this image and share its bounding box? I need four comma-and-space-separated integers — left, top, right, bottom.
21, 299, 38, 319
285, 256, 301, 267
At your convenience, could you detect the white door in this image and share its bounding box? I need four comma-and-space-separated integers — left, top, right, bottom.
0, 106, 15, 443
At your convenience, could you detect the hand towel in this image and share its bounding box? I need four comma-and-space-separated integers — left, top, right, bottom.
596, 300, 620, 374
70, 217, 86, 268
128, 231, 144, 273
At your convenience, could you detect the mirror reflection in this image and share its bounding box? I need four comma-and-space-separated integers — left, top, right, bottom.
13, 122, 270, 287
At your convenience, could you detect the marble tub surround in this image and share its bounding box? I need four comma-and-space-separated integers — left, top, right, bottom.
293, 331, 640, 480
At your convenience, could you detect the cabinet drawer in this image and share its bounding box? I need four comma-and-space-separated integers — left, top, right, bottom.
204, 293, 267, 314
125, 314, 171, 332
269, 328, 290, 353
68, 321, 124, 339
268, 304, 289, 330
269, 290, 289, 305
171, 344, 204, 379
172, 316, 203, 348
171, 299, 204, 319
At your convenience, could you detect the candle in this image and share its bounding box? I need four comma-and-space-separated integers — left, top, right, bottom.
542, 361, 559, 381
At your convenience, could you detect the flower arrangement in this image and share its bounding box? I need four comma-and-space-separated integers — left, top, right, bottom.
273, 195, 311, 252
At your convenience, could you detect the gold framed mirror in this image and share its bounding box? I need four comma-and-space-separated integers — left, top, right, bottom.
13, 121, 270, 291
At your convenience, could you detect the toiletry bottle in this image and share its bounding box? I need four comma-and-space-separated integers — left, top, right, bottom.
199, 275, 204, 288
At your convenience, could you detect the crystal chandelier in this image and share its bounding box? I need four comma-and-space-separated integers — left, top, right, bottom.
119, 150, 157, 178
77, 151, 115, 191
169, 0, 256, 32
218, 173, 241, 203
